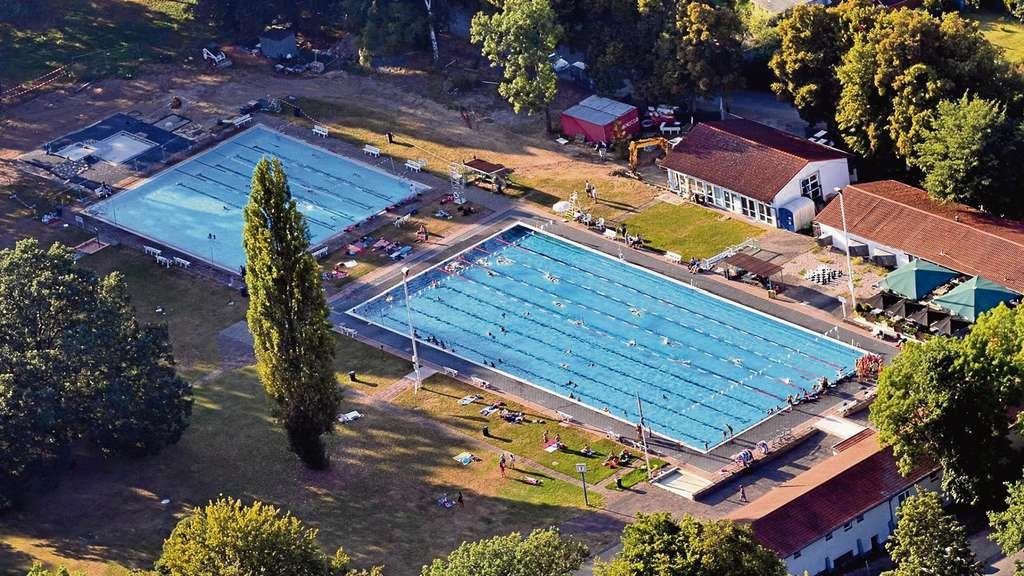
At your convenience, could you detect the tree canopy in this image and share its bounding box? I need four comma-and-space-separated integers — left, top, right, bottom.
0, 239, 190, 509
421, 528, 588, 576
471, 0, 563, 129
871, 305, 1024, 504
883, 491, 981, 576
989, 476, 1024, 576
769, 3, 846, 126
243, 157, 340, 469
594, 512, 787, 576
909, 95, 1024, 217
156, 497, 373, 576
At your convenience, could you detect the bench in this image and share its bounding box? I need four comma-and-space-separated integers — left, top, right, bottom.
471, 376, 492, 389
338, 326, 358, 338
311, 246, 329, 259
172, 257, 191, 269
143, 245, 162, 257
660, 122, 682, 136
603, 228, 617, 240
443, 367, 459, 377
362, 145, 381, 158
312, 124, 329, 138
230, 114, 252, 127
405, 159, 426, 172
155, 255, 172, 268
664, 251, 682, 264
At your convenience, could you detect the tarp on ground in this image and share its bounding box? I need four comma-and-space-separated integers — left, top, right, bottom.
880, 259, 958, 300
933, 276, 1019, 322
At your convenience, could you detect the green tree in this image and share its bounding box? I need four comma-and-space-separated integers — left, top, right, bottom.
960, 304, 1024, 402
26, 564, 80, 576
471, 0, 563, 131
421, 528, 588, 576
1007, 0, 1024, 21
594, 512, 787, 576
243, 157, 340, 469
883, 491, 981, 576
85, 273, 192, 455
911, 95, 1024, 217
870, 332, 1015, 504
0, 239, 189, 508
836, 10, 1013, 161
770, 4, 845, 127
677, 2, 745, 108
156, 497, 361, 576
989, 476, 1024, 576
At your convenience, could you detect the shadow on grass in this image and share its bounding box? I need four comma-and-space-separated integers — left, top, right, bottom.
0, 367, 606, 576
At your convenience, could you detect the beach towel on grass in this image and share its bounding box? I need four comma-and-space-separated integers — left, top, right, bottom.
453, 452, 474, 465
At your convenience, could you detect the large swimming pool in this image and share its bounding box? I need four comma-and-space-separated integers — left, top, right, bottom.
350, 224, 864, 452
85, 125, 424, 271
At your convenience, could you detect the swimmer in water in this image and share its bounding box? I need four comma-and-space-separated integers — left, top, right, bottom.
560, 363, 570, 369
554, 301, 565, 308
661, 336, 671, 346
627, 340, 637, 347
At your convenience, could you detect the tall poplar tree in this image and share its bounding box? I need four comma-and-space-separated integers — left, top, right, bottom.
243, 157, 340, 469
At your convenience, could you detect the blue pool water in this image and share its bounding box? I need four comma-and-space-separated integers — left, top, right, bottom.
86, 125, 424, 271
351, 224, 864, 451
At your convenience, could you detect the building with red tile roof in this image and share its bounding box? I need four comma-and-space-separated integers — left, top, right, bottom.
727, 431, 939, 575
815, 180, 1024, 295
661, 119, 850, 231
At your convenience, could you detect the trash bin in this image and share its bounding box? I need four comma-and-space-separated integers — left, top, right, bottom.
616, 477, 624, 489
347, 370, 357, 382
482, 425, 490, 437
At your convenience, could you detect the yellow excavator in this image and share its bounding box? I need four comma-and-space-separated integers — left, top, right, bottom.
628, 137, 670, 173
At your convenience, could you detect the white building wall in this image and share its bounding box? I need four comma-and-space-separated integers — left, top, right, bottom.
772, 158, 851, 213
816, 223, 913, 267
781, 473, 941, 576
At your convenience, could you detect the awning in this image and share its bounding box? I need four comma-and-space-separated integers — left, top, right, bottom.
932, 276, 1019, 322
907, 306, 950, 329
863, 291, 903, 312
932, 315, 972, 336
719, 253, 783, 278
881, 259, 958, 300
464, 158, 511, 177
884, 298, 925, 320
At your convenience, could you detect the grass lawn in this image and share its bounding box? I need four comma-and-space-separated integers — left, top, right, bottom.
971, 11, 1024, 62
78, 246, 247, 380
0, 366, 598, 576
393, 375, 622, 484
623, 201, 763, 260
0, 0, 201, 86
606, 458, 669, 491
332, 335, 411, 394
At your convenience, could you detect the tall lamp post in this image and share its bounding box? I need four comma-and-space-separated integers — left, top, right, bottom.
576, 463, 590, 506
400, 266, 422, 394
834, 187, 857, 316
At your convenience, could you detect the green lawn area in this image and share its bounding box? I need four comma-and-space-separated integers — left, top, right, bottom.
78, 246, 247, 380
971, 11, 1024, 62
0, 167, 92, 251
607, 458, 669, 491
393, 375, 622, 484
0, 366, 598, 576
332, 335, 411, 393
623, 201, 763, 260
0, 0, 201, 86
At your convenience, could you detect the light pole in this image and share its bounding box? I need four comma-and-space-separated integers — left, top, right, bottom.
576, 463, 590, 506
835, 187, 857, 316
401, 266, 422, 394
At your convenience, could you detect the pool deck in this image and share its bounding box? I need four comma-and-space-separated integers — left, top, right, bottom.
331, 183, 896, 483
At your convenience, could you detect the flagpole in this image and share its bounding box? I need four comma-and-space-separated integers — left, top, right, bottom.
635, 392, 653, 482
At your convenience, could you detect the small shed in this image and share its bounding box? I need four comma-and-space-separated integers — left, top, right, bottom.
260, 28, 298, 60
560, 95, 640, 143
777, 196, 816, 232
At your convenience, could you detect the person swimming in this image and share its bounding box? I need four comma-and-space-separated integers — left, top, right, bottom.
627, 340, 637, 347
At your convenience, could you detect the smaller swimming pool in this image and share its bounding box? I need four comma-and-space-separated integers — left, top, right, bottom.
86, 125, 426, 271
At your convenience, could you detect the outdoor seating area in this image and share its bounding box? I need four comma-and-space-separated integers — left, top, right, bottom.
859, 259, 1020, 339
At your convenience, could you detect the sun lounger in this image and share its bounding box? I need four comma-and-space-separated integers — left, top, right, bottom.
337, 410, 363, 423
389, 245, 413, 260
458, 394, 482, 405
480, 405, 500, 416
453, 452, 475, 465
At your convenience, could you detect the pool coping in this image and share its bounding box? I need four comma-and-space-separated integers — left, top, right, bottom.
346, 220, 866, 454
83, 123, 429, 273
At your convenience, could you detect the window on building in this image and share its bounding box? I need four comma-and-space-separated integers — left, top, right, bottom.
843, 522, 853, 531
793, 551, 802, 559
801, 172, 823, 201
856, 515, 864, 523
825, 532, 833, 541
898, 492, 909, 505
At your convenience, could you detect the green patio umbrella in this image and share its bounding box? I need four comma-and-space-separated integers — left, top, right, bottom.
881, 260, 959, 300
933, 276, 1020, 322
